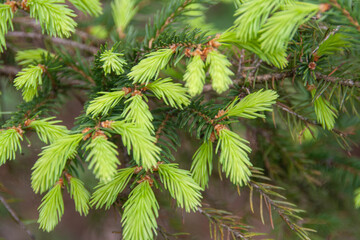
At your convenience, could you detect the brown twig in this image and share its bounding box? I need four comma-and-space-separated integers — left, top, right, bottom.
155, 114, 171, 140
148, 0, 193, 48
0, 65, 19, 77
197, 207, 250, 240
7, 31, 98, 54
276, 102, 347, 137
0, 194, 36, 240
68, 64, 95, 85
330, 0, 360, 32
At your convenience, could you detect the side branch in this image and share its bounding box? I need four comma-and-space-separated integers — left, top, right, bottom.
0, 194, 36, 240
7, 32, 98, 54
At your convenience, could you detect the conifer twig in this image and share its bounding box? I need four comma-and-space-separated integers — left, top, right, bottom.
0, 194, 36, 240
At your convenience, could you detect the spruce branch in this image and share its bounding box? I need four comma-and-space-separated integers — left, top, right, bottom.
249, 169, 314, 240
197, 206, 268, 240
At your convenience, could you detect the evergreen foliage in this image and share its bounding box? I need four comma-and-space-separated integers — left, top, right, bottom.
1, 0, 360, 239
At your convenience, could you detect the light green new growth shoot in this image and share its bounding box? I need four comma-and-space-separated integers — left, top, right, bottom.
31, 134, 83, 194
100, 50, 127, 75
147, 78, 191, 109
158, 164, 203, 212
85, 135, 120, 182
14, 65, 44, 102
121, 94, 155, 133
28, 117, 68, 144
0, 4, 14, 52
69, 177, 90, 216
227, 89, 278, 119
27, 0, 77, 38
128, 48, 174, 84
122, 181, 159, 240
38, 183, 64, 232
206, 50, 233, 94
216, 128, 252, 186
0, 128, 23, 165
183, 55, 206, 96
68, 0, 102, 16
87, 90, 126, 117
191, 140, 213, 189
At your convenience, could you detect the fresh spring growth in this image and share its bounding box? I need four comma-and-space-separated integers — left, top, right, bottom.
128, 48, 174, 84
158, 164, 203, 212
259, 2, 320, 54
27, 117, 68, 144
38, 183, 64, 232
100, 50, 127, 75
86, 90, 126, 116
112, 0, 138, 37
69, 177, 90, 216
0, 128, 23, 165
216, 128, 252, 186
31, 134, 83, 194
111, 121, 160, 170
121, 94, 155, 133
183, 55, 206, 96
191, 140, 213, 189
227, 89, 279, 119
147, 78, 191, 109
121, 181, 159, 240
91, 167, 135, 210
355, 188, 360, 208
312, 89, 338, 130
206, 50, 233, 94
16, 49, 52, 66
68, 0, 102, 17
234, 0, 282, 42
27, 0, 77, 38
14, 64, 44, 102
0, 4, 14, 52
85, 135, 120, 182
